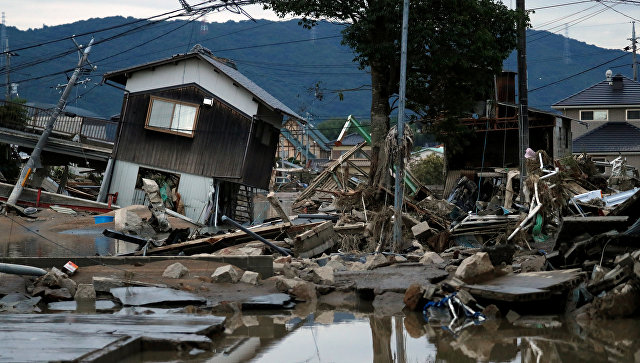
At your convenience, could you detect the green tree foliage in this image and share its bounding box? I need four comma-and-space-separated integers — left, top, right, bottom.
0, 98, 29, 130
410, 153, 444, 185
262, 0, 521, 186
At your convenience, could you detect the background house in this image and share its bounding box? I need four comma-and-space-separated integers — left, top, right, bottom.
552, 71, 640, 170
278, 119, 331, 164
330, 132, 371, 179
102, 45, 302, 225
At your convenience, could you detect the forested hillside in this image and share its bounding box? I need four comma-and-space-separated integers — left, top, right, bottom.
1, 17, 632, 122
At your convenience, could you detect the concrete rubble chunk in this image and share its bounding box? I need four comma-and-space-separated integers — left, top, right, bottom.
325, 260, 347, 272
364, 254, 388, 270
309, 266, 335, 285
411, 221, 436, 240
419, 251, 445, 265
162, 262, 189, 279
455, 252, 494, 282
403, 284, 425, 311
59, 277, 77, 297
74, 284, 96, 302
240, 271, 261, 285
211, 265, 240, 283
114, 208, 143, 234
273, 276, 317, 301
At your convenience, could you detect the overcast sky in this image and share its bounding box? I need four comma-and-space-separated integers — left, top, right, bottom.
2, 0, 640, 50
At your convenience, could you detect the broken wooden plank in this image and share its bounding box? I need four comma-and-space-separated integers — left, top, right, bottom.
123, 222, 320, 256
296, 142, 367, 202
294, 221, 338, 258
267, 192, 291, 223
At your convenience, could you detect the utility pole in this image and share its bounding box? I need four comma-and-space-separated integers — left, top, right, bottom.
393, 0, 410, 252
517, 0, 529, 200
6, 37, 95, 208
630, 21, 637, 81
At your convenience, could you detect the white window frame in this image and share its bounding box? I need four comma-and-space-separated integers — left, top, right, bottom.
145, 96, 199, 137
626, 109, 640, 120
580, 109, 608, 121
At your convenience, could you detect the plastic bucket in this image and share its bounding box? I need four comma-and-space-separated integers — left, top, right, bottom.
93, 215, 114, 224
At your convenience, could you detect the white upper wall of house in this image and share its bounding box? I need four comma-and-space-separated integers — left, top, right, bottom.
124, 58, 260, 117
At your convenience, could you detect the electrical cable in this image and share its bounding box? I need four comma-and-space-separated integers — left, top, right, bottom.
528, 52, 630, 92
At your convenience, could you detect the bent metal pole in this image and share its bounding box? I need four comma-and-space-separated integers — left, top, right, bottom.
6, 37, 94, 208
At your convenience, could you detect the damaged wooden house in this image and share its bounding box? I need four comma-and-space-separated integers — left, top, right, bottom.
444, 71, 576, 197
101, 44, 303, 225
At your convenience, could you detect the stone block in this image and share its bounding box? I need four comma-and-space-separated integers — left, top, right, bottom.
162, 262, 189, 279
419, 252, 445, 265
455, 252, 494, 282
74, 284, 96, 302
411, 221, 435, 240
240, 271, 261, 285
211, 265, 240, 283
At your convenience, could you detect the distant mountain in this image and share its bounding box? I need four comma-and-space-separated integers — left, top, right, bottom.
1, 17, 633, 121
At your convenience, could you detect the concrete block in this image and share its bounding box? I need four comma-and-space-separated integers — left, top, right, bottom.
411, 221, 435, 240
211, 265, 240, 283
240, 271, 261, 285
162, 262, 189, 279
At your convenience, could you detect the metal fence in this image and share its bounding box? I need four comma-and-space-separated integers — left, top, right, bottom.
0, 100, 118, 144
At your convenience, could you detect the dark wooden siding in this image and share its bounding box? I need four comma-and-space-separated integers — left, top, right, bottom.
115, 85, 278, 189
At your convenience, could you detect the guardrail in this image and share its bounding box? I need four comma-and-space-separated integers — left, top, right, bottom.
0, 100, 118, 144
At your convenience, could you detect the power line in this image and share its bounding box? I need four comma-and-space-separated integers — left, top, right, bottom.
529, 51, 630, 92
528, 1, 593, 10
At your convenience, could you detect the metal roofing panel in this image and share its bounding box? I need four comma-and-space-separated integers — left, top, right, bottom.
553, 75, 640, 107
572, 121, 640, 153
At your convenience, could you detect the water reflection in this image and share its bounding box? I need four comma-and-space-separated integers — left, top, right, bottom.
0, 225, 139, 257
197, 309, 640, 363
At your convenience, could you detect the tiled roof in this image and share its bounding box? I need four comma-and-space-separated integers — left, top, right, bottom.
335, 133, 366, 146
103, 45, 302, 120
573, 122, 640, 153
553, 75, 640, 107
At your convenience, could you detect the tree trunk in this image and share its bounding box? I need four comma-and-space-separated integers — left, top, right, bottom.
369, 64, 391, 188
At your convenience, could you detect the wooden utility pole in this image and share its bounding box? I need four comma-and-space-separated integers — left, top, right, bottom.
517, 0, 529, 199
6, 37, 94, 208
393, 0, 410, 252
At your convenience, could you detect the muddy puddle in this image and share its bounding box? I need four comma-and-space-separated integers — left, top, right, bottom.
103, 307, 640, 362
0, 223, 138, 257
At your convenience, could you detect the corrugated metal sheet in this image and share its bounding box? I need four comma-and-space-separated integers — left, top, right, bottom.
178, 173, 214, 223
108, 160, 139, 206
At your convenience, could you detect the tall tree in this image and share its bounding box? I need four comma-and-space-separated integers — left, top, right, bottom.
263, 0, 521, 186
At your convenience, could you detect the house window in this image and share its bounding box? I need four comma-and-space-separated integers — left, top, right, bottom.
580, 110, 607, 121
627, 109, 640, 120
145, 96, 199, 137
